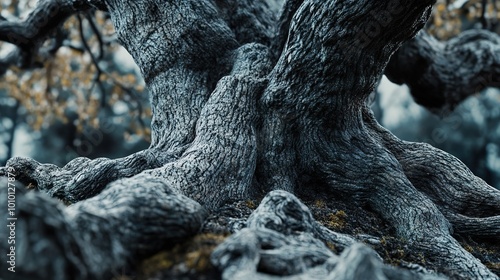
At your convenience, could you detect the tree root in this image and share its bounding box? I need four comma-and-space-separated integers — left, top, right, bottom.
1, 0, 499, 279
254, 0, 499, 278
0, 176, 206, 280
321, 135, 496, 278
3, 149, 165, 203
245, 189, 356, 250
445, 213, 500, 239
350, 108, 500, 278
212, 190, 445, 280
363, 108, 500, 239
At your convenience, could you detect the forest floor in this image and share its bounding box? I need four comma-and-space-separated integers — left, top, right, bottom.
115, 190, 500, 280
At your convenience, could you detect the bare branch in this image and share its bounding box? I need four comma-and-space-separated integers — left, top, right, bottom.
0, 0, 102, 70
386, 30, 500, 115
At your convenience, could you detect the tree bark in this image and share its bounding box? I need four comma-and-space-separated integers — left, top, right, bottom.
386, 30, 500, 115
0, 177, 206, 280
1, 0, 500, 279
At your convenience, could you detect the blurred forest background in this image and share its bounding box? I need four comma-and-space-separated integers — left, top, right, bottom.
0, 0, 499, 189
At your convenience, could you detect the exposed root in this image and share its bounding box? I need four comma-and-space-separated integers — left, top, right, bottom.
259, 103, 499, 277
252, 0, 498, 277
445, 212, 500, 239
363, 107, 500, 237
246, 189, 356, 250
0, 176, 206, 280
2, 0, 499, 279
325, 137, 496, 277
212, 191, 445, 280
3, 149, 165, 203
349, 107, 500, 278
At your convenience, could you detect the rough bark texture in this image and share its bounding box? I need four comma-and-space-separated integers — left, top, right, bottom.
1, 0, 500, 279
0, 177, 206, 280
386, 30, 500, 115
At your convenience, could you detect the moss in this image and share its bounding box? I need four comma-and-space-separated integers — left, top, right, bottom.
184, 244, 213, 271
326, 242, 337, 253
138, 233, 228, 279
476, 246, 497, 255
463, 244, 474, 253
395, 249, 405, 259
314, 199, 326, 208
380, 236, 387, 246
486, 262, 500, 270
456, 235, 500, 275
326, 210, 347, 229
245, 200, 256, 209
111, 276, 134, 280
140, 251, 176, 276
417, 253, 426, 265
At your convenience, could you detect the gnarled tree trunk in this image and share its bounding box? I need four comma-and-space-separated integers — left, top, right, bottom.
1, 0, 500, 279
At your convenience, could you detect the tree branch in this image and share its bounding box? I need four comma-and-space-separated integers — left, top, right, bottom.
386, 30, 500, 115
0, 0, 104, 71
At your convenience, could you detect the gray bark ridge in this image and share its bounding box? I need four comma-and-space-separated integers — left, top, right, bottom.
1, 0, 500, 279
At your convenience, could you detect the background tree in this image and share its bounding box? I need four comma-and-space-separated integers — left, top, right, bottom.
0, 0, 150, 166
0, 0, 500, 280
380, 0, 500, 190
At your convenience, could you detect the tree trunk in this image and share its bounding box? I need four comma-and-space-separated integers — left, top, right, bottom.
1, 0, 500, 279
